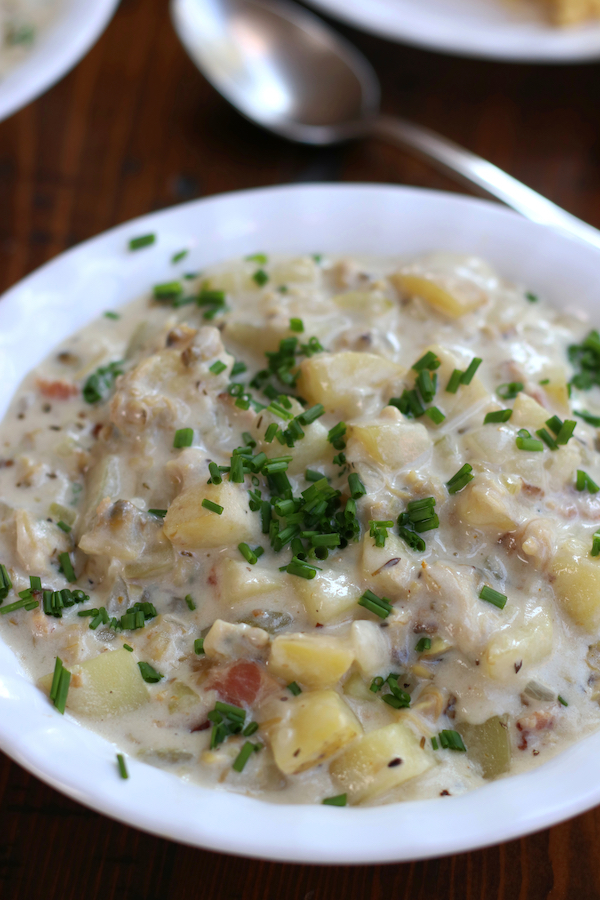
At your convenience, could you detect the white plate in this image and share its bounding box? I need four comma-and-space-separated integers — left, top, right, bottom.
0, 0, 120, 123
1, 184, 600, 863
306, 0, 600, 62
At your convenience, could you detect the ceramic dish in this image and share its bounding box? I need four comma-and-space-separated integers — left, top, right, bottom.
0, 0, 119, 123
1, 183, 600, 863
306, 0, 600, 63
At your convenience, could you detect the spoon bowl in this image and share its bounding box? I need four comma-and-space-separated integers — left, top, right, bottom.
171, 0, 379, 143
171, 0, 600, 250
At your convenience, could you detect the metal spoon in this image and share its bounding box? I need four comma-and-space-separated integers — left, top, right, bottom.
171, 0, 600, 250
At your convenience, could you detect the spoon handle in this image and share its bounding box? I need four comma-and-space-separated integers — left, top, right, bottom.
371, 114, 600, 251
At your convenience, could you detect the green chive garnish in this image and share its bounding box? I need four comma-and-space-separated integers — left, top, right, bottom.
153, 281, 182, 300
194, 638, 204, 655
252, 269, 269, 287
202, 499, 224, 515
447, 463, 474, 494
348, 473, 366, 499
484, 409, 512, 424
232, 741, 260, 772
536, 428, 558, 450
415, 637, 431, 652
322, 794, 347, 807
172, 249, 188, 264
117, 753, 129, 779
0, 564, 12, 602
558, 695, 568, 707
59, 552, 76, 583
555, 419, 576, 445
243, 721, 259, 737
129, 233, 155, 250
460, 358, 482, 385
446, 369, 462, 394
479, 585, 507, 609
184, 594, 196, 611
30, 576, 42, 591
525, 291, 538, 303
290, 318, 304, 333
516, 431, 543, 452
104, 311, 120, 319
173, 428, 194, 448
138, 661, 163, 683
245, 253, 268, 264
239, 543, 258, 564
209, 360, 227, 375
425, 406, 445, 425
56, 520, 72, 533
287, 681, 302, 696
575, 410, 600, 427
438, 730, 466, 751
497, 382, 523, 400
358, 589, 393, 619
412, 351, 440, 372
148, 509, 167, 518
576, 470, 600, 494
123, 644, 133, 652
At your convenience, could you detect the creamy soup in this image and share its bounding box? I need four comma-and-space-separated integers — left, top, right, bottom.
1, 0, 60, 79
1, 248, 600, 806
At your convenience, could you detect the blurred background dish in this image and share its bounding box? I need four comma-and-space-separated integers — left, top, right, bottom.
0, 0, 119, 123
305, 0, 600, 62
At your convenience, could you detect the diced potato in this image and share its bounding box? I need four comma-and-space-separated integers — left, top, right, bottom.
348, 420, 432, 471
482, 606, 553, 680
455, 474, 518, 535
329, 722, 434, 803
270, 256, 318, 286
39, 648, 149, 717
163, 482, 260, 550
168, 680, 200, 714
296, 352, 405, 418
204, 619, 270, 661
390, 263, 486, 319
141, 616, 186, 664
223, 320, 290, 354
360, 532, 416, 598
268, 633, 354, 688
551, 541, 600, 632
343, 672, 377, 702
458, 715, 511, 779
510, 393, 550, 431
539, 366, 571, 415
350, 620, 390, 678
295, 571, 359, 624
124, 533, 175, 580
421, 345, 490, 422
217, 557, 284, 604
332, 291, 393, 316
286, 421, 330, 475
267, 690, 362, 774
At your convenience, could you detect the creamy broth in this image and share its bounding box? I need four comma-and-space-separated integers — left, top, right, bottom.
0, 0, 61, 78
1, 250, 600, 806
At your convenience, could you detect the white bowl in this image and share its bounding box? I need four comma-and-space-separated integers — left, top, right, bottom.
0, 0, 119, 123
1, 184, 599, 863
306, 0, 600, 63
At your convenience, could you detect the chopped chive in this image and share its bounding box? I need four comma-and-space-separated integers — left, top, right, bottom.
232, 741, 259, 772
576, 470, 600, 494
202, 499, 224, 515
398, 526, 426, 552
536, 428, 559, 450
0, 563, 12, 602
446, 369, 462, 394
129, 233, 155, 250
56, 520, 72, 533
460, 358, 482, 385
264, 422, 279, 443
497, 382, 523, 400
545, 416, 563, 436
407, 497, 435, 511
0, 597, 38, 615
194, 638, 205, 655
425, 406, 445, 424
285, 559, 318, 579
416, 369, 436, 403
431, 736, 439, 750
148, 508, 167, 518
348, 473, 366, 500
239, 543, 258, 565
327, 422, 347, 446
252, 269, 269, 287
209, 360, 227, 375
305, 468, 325, 482
245, 253, 268, 264
447, 463, 474, 494
287, 681, 302, 696
138, 661, 163, 683
49, 657, 63, 702
123, 644, 133, 652
516, 435, 544, 452
30, 576, 42, 591
54, 667, 71, 715
555, 419, 576, 445
197, 288, 226, 307
484, 409, 512, 424
479, 585, 507, 610
358, 589, 393, 619
231, 360, 247, 378
438, 729, 466, 751
153, 281, 182, 300
575, 410, 600, 427
171, 249, 188, 264
592, 531, 600, 557
558, 695, 568, 707
184, 594, 197, 611
208, 461, 222, 484
322, 794, 347, 807
290, 318, 304, 333
310, 533, 341, 548
412, 351, 441, 372
117, 753, 129, 779
415, 637, 431, 652
243, 721, 259, 737
104, 311, 120, 320
297, 404, 325, 426
59, 552, 76, 583
525, 291, 538, 303
173, 428, 194, 448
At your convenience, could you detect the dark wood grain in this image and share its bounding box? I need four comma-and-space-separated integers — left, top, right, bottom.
2, 0, 600, 895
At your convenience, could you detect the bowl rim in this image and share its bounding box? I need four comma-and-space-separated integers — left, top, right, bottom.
1, 182, 600, 863
0, 0, 120, 123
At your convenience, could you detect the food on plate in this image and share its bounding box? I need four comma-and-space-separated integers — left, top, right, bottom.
1, 245, 600, 806
526, 0, 600, 26
0, 0, 60, 78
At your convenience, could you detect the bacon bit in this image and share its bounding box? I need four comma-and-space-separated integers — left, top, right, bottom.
498, 532, 519, 553
521, 482, 544, 497
516, 709, 555, 750
208, 660, 263, 707
440, 790, 451, 796
0, 459, 14, 468
36, 378, 78, 400
191, 720, 210, 733
91, 422, 103, 439
207, 568, 217, 586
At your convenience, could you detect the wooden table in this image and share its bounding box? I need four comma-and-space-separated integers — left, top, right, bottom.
1, 0, 600, 895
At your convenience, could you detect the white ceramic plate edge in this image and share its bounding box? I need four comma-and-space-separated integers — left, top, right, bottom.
0, 0, 120, 123
1, 183, 600, 863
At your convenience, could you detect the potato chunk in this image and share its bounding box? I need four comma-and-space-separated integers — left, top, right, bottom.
296, 352, 404, 418
458, 715, 511, 779
454, 474, 518, 535
268, 633, 354, 688
360, 532, 416, 598
39, 648, 149, 717
390, 256, 487, 318
510, 393, 550, 431
266, 690, 362, 775
163, 482, 259, 550
421, 345, 490, 422
329, 722, 434, 803
217, 557, 284, 604
295, 570, 358, 624
348, 420, 431, 471
482, 606, 553, 680
551, 541, 600, 632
